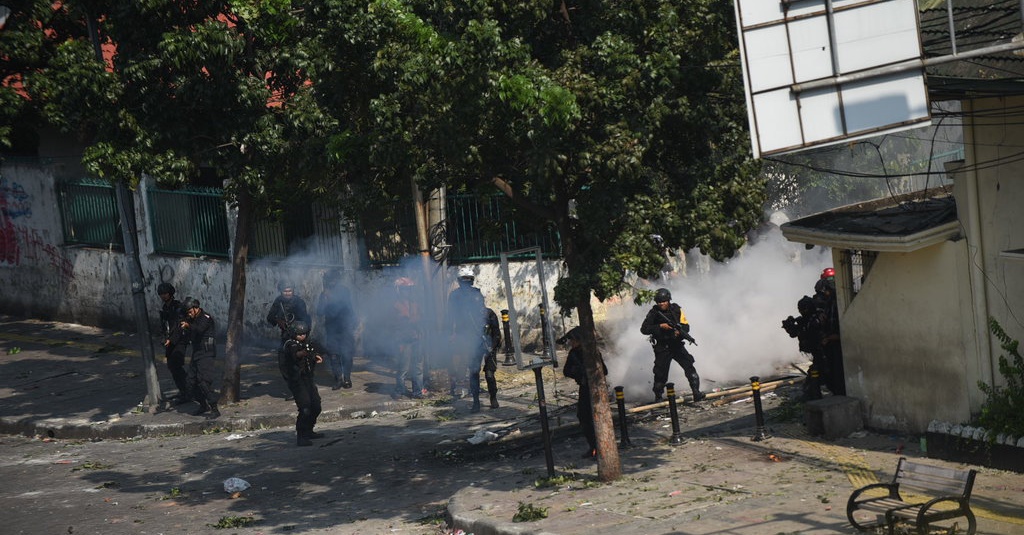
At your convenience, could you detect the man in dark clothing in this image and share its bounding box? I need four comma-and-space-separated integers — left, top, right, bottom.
467, 307, 502, 412
267, 280, 310, 342
814, 276, 846, 396
560, 327, 607, 460
180, 298, 219, 418
278, 321, 324, 446
318, 270, 357, 390
157, 283, 189, 404
783, 295, 829, 400
640, 287, 705, 403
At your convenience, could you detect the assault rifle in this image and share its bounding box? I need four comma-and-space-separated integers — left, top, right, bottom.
655, 310, 697, 346
293, 341, 322, 376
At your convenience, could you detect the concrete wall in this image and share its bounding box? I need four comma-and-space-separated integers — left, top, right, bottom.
0, 159, 571, 352
961, 96, 1024, 384
838, 241, 975, 432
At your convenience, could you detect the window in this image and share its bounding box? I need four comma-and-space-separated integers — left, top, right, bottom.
57, 178, 123, 248
840, 249, 878, 299
147, 186, 230, 258
250, 201, 349, 265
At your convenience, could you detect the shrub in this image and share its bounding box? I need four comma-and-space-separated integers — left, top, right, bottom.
976, 319, 1024, 438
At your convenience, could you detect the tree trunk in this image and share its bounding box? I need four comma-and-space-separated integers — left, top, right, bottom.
578, 297, 621, 481
220, 188, 252, 404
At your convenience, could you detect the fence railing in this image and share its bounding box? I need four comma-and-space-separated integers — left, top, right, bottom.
57, 178, 123, 248
148, 186, 230, 258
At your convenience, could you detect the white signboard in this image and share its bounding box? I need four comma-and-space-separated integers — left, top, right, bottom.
734, 0, 931, 158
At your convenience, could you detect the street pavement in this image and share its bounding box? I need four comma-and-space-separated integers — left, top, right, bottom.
1, 314, 1022, 535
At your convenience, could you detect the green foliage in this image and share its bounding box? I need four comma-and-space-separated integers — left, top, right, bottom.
512, 501, 548, 522
976, 318, 1024, 438
209, 515, 255, 529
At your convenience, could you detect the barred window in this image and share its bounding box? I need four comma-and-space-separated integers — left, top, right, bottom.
57, 178, 124, 248
840, 249, 878, 299
148, 186, 230, 258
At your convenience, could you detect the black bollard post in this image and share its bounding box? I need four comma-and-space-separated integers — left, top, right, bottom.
533, 365, 556, 478
751, 376, 771, 441
615, 386, 632, 448
500, 309, 516, 366
538, 304, 550, 354
666, 383, 686, 445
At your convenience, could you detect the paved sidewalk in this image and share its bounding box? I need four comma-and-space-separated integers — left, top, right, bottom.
1, 315, 1022, 535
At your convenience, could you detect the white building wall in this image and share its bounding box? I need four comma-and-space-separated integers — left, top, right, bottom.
839, 241, 973, 432
0, 160, 569, 351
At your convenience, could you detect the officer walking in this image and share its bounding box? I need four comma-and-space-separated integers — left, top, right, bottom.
468, 306, 502, 412
267, 280, 310, 342
180, 298, 219, 418
560, 327, 607, 459
278, 321, 324, 446
156, 283, 189, 404
640, 288, 705, 403
318, 269, 356, 390
392, 277, 425, 399
447, 266, 485, 402
783, 295, 829, 400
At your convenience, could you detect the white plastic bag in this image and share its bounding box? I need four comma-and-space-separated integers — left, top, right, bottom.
223, 477, 250, 493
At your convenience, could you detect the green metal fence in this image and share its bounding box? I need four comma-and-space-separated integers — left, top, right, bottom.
445, 193, 561, 263
147, 186, 230, 257
250, 201, 348, 265
57, 178, 124, 247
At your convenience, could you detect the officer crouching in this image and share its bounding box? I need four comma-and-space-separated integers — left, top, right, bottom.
279, 321, 325, 446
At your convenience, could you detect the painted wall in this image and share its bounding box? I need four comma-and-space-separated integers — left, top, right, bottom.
0, 160, 571, 353
838, 241, 974, 432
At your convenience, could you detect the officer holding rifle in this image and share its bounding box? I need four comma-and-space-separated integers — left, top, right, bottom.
640, 287, 706, 404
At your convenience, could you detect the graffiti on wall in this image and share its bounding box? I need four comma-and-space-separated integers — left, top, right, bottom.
0, 176, 74, 283
0, 176, 32, 265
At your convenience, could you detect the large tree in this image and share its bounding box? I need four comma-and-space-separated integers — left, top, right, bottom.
309, 0, 764, 480
22, 0, 335, 406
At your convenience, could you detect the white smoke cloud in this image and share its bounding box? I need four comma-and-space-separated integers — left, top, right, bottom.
601, 225, 830, 402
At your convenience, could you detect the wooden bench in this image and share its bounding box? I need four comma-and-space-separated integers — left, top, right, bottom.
847, 457, 977, 535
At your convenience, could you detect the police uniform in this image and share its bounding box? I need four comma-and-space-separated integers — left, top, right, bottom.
278, 324, 323, 446
182, 302, 219, 417
318, 273, 356, 390
640, 289, 704, 402
157, 285, 189, 401
266, 283, 311, 342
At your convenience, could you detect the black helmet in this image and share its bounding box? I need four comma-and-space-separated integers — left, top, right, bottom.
797, 296, 817, 315
654, 288, 672, 303
183, 297, 201, 310
157, 283, 175, 296
290, 321, 310, 336
278, 279, 295, 292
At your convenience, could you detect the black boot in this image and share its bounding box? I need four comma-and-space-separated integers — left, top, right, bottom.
332, 377, 343, 390
489, 394, 500, 409
471, 397, 481, 412
192, 403, 210, 416
206, 403, 220, 419
342, 375, 352, 389
297, 435, 313, 447
486, 376, 499, 408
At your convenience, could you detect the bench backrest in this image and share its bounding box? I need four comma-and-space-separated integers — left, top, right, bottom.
893, 457, 977, 498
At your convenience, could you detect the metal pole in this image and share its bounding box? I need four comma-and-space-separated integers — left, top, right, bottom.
751, 376, 771, 442
666, 383, 685, 445
615, 386, 632, 448
539, 304, 550, 355
533, 365, 556, 478
501, 309, 515, 366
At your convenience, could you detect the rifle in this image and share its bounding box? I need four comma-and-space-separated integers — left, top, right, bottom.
293, 340, 321, 376
655, 309, 697, 345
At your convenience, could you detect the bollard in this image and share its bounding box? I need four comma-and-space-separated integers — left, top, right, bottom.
750, 376, 771, 441
500, 309, 516, 366
666, 383, 686, 445
538, 304, 550, 354
615, 386, 632, 448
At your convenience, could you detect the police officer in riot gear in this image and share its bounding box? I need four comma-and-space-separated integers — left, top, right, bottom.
318, 269, 356, 390
468, 307, 502, 412
157, 283, 189, 404
640, 288, 706, 403
267, 279, 310, 342
783, 295, 829, 400
279, 321, 324, 446
180, 298, 219, 418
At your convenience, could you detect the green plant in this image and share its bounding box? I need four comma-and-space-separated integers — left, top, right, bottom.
208, 516, 255, 529
976, 319, 1024, 438
512, 502, 548, 522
